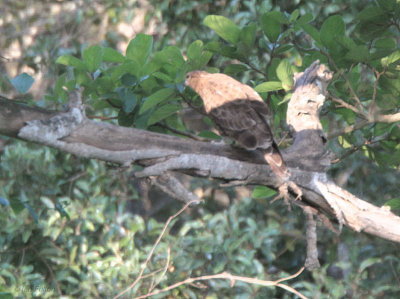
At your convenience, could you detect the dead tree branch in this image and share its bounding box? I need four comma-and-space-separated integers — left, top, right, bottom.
1, 62, 400, 247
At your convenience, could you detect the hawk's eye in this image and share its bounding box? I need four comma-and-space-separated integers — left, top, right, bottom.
185, 74, 190, 80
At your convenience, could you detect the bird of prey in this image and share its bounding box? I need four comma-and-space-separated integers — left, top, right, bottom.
185, 70, 301, 201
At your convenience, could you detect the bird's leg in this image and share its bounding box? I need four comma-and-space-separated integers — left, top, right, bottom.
271, 180, 303, 208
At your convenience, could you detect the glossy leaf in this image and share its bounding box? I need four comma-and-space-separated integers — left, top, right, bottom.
320, 15, 345, 49
276, 59, 293, 89
187, 40, 204, 61
255, 81, 283, 92
56, 55, 87, 71
83, 45, 103, 72
239, 22, 257, 49
118, 88, 138, 113
140, 88, 175, 113
204, 15, 240, 44
147, 104, 180, 126
252, 186, 277, 198
126, 34, 153, 65
261, 13, 281, 43
103, 47, 125, 63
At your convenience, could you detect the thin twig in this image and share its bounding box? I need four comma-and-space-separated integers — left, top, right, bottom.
150, 247, 171, 292
330, 94, 365, 116
113, 200, 197, 299
133, 268, 307, 299
157, 123, 207, 141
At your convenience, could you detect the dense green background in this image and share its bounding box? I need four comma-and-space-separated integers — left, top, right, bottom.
1, 0, 400, 298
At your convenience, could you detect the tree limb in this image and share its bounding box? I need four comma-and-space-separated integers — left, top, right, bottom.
1, 62, 400, 246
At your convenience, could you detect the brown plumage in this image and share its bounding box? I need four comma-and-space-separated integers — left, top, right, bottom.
185, 70, 289, 182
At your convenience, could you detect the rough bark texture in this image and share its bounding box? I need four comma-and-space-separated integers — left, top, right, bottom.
1, 62, 400, 250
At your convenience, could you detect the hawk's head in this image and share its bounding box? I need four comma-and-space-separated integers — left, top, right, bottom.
185, 70, 209, 90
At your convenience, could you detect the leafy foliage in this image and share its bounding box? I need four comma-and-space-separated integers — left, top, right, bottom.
1, 0, 400, 298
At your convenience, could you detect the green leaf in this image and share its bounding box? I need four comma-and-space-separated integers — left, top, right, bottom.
198, 51, 213, 67
140, 88, 175, 114
187, 40, 204, 61
54, 73, 66, 96
145, 46, 185, 75
275, 44, 293, 54
381, 50, 400, 67
345, 45, 370, 62
255, 81, 283, 93
360, 257, 381, 272
74, 69, 91, 86
103, 47, 125, 63
56, 55, 87, 71
301, 24, 321, 45
377, 0, 396, 11
118, 88, 138, 113
120, 73, 137, 86
374, 38, 396, 49
239, 22, 257, 49
261, 13, 282, 43
384, 198, 400, 210
118, 110, 134, 127
289, 9, 299, 23
83, 45, 103, 72
356, 6, 385, 21
0, 292, 13, 299
320, 15, 345, 48
296, 13, 313, 25
10, 73, 34, 94
204, 15, 240, 44
126, 34, 153, 65
252, 186, 276, 199
92, 76, 114, 93
224, 64, 248, 75
147, 104, 180, 126
276, 59, 293, 89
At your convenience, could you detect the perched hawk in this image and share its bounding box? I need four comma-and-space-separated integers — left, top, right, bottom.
185, 70, 290, 184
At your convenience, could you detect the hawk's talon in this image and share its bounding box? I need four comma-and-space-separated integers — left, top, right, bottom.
271, 181, 303, 209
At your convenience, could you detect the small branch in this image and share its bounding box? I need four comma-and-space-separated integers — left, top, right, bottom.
133, 268, 307, 299
319, 50, 363, 109
368, 67, 384, 117
327, 120, 369, 140
113, 200, 198, 299
157, 123, 207, 141
302, 206, 320, 270
330, 94, 366, 117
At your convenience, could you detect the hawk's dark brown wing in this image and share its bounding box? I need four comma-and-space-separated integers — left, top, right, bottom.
209, 99, 289, 180
209, 99, 272, 150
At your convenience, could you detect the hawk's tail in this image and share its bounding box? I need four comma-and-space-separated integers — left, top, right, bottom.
263, 144, 290, 181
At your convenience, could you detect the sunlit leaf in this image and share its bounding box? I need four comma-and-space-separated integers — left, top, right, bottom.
126, 34, 153, 65
252, 186, 277, 198
204, 15, 240, 44
83, 45, 103, 72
